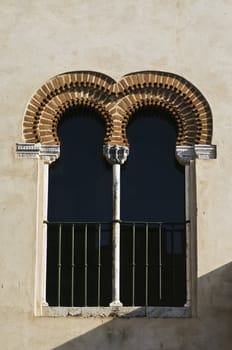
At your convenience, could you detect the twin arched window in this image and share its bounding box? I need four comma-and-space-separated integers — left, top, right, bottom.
16, 70, 216, 314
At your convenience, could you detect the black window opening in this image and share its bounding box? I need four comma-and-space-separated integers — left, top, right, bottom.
121, 108, 186, 306
46, 106, 186, 308
46, 107, 112, 307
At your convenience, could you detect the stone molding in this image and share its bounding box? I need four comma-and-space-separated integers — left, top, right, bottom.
42, 305, 191, 318
176, 144, 217, 164
16, 143, 60, 164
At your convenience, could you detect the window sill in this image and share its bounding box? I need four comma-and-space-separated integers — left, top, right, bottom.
42, 305, 191, 318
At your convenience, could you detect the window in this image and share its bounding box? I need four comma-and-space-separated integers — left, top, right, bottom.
46, 106, 186, 308
16, 70, 216, 316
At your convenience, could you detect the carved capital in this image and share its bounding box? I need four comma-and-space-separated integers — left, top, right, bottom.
39, 145, 60, 164
175, 146, 195, 165
103, 145, 129, 165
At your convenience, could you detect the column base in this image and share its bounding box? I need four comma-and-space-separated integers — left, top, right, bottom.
184, 300, 191, 308
109, 300, 123, 307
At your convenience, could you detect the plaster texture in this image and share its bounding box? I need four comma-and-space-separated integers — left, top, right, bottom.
1, 0, 232, 349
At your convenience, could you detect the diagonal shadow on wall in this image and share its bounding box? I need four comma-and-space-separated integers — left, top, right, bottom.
51, 262, 232, 350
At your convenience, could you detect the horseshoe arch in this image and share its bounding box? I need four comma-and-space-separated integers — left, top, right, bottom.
17, 70, 216, 163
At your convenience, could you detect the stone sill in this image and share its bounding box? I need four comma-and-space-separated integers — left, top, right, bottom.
42, 306, 191, 318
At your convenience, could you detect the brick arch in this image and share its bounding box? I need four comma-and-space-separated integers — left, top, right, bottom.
23, 70, 213, 149
23, 71, 116, 145
105, 71, 212, 147
38, 91, 113, 145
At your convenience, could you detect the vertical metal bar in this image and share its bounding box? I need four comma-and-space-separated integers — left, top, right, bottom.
84, 224, 88, 307
145, 223, 149, 306
171, 224, 175, 303
71, 224, 75, 307
58, 224, 62, 307
159, 223, 162, 302
132, 223, 136, 306
110, 163, 122, 306
97, 223, 101, 306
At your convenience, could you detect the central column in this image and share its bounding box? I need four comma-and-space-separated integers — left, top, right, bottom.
111, 163, 121, 306
103, 145, 129, 307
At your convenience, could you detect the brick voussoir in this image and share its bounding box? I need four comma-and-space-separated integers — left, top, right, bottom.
22, 70, 213, 149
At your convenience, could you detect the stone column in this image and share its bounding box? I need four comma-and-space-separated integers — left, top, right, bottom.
16, 143, 60, 310
103, 145, 129, 307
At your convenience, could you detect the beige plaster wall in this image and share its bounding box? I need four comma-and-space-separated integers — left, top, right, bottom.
0, 0, 232, 349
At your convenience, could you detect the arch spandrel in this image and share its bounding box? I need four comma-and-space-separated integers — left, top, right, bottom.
19, 70, 216, 164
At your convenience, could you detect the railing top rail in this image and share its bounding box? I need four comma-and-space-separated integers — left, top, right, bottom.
121, 220, 189, 225
44, 220, 189, 225
44, 220, 111, 225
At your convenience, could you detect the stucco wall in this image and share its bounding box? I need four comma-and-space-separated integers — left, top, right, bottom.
1, 0, 232, 349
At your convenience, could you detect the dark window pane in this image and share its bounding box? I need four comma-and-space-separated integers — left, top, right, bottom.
48, 107, 112, 222
120, 107, 186, 306
46, 107, 112, 306
121, 107, 185, 222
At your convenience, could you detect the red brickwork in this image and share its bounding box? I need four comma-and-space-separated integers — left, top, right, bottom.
23, 71, 213, 147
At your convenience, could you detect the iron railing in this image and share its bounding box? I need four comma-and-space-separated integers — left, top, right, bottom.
120, 221, 186, 307
45, 221, 186, 307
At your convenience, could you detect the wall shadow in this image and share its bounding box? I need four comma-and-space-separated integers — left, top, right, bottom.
51, 262, 232, 350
